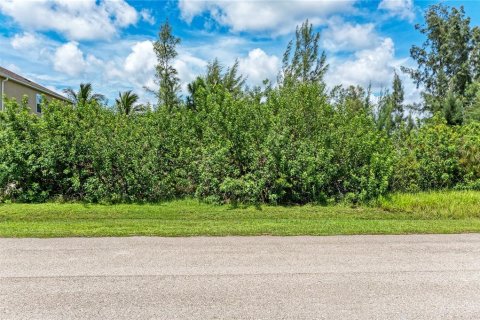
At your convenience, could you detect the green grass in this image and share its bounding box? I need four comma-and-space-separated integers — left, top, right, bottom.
377, 190, 480, 219
1, 191, 480, 237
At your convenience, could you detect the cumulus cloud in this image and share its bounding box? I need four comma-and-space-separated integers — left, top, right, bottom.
0, 0, 140, 41
104, 0, 138, 27
112, 41, 281, 99
322, 18, 380, 52
378, 0, 415, 21
123, 40, 157, 87
326, 38, 396, 89
326, 37, 422, 104
11, 32, 39, 50
53, 42, 100, 76
110, 40, 207, 96
178, 0, 358, 34
238, 49, 280, 85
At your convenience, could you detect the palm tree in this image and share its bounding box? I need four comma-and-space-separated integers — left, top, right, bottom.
63, 83, 105, 106
115, 90, 144, 115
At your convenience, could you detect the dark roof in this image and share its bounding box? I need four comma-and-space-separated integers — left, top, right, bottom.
0, 66, 68, 101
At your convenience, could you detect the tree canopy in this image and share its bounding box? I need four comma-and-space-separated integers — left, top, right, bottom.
402, 4, 480, 124
63, 83, 105, 106
152, 20, 181, 110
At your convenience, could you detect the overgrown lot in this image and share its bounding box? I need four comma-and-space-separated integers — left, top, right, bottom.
2, 5, 480, 205
1, 191, 479, 237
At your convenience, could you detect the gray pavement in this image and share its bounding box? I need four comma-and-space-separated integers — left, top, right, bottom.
1, 234, 480, 319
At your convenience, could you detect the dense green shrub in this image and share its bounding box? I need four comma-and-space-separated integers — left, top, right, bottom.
412, 116, 460, 190
0, 82, 399, 204
0, 99, 42, 201
0, 98, 199, 203
1, 83, 479, 204
392, 115, 480, 192
457, 122, 480, 189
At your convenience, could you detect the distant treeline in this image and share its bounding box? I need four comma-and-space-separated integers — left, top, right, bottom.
1, 4, 480, 204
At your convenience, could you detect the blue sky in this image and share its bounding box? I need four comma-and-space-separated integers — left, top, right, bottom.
1, 0, 479, 105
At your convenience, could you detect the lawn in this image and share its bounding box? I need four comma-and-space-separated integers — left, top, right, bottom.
1, 191, 480, 237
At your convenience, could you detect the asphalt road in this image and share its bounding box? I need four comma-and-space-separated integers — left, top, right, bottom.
1, 235, 480, 319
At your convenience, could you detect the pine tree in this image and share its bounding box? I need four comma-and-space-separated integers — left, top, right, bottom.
377, 72, 405, 133
153, 20, 181, 110
280, 19, 328, 86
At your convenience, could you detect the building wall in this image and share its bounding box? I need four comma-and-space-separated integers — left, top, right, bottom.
1, 75, 63, 114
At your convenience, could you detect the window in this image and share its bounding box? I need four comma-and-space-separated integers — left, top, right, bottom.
36, 94, 42, 113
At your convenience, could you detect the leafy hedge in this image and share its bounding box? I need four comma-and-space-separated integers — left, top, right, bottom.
2, 81, 480, 204
0, 82, 399, 204
392, 116, 480, 192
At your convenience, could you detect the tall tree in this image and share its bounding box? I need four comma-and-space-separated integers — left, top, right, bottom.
280, 19, 328, 86
153, 20, 181, 110
377, 72, 406, 134
115, 90, 144, 115
391, 71, 405, 113
402, 4, 480, 123
63, 83, 105, 106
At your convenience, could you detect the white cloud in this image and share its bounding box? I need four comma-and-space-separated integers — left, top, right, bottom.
238, 48, 280, 85
121, 40, 157, 91
326, 38, 396, 89
0, 0, 140, 41
124, 41, 156, 78
178, 0, 358, 34
322, 18, 380, 52
326, 37, 422, 104
174, 53, 208, 92
108, 40, 207, 98
140, 9, 155, 25
378, 0, 415, 21
104, 0, 138, 27
5, 31, 61, 69
11, 32, 39, 50
53, 42, 100, 76
112, 41, 281, 100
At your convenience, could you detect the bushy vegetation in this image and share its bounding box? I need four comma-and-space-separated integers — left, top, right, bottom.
0, 81, 393, 204
1, 5, 480, 205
